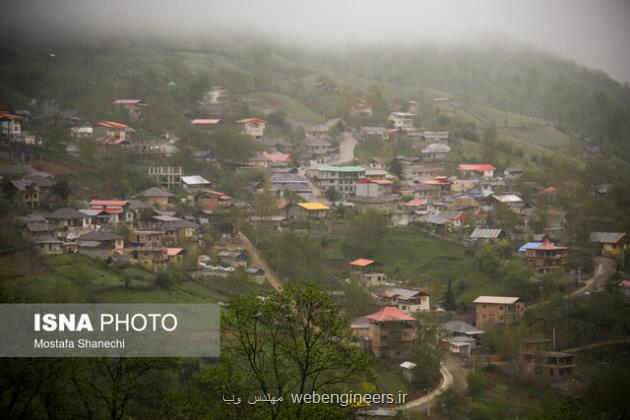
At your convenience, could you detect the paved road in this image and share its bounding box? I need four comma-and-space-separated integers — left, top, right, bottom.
238, 231, 283, 292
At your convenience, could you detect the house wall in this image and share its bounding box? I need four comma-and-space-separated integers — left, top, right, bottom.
475, 302, 525, 330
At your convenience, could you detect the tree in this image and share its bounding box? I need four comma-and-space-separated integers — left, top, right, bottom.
224, 283, 371, 419
389, 157, 403, 179
324, 187, 340, 204
341, 209, 388, 258
51, 180, 71, 200
45, 118, 71, 153
441, 279, 457, 311
253, 185, 277, 245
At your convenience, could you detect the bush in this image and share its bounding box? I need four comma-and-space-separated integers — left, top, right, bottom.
467, 371, 486, 397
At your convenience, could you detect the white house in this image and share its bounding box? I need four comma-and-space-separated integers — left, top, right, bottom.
237, 118, 266, 139
388, 112, 415, 130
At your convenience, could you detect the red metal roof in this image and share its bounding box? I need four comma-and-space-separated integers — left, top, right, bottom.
0, 112, 20, 119
532, 238, 567, 251
191, 119, 221, 125
405, 198, 427, 207
458, 164, 496, 172
367, 306, 415, 322
167, 248, 184, 256
423, 180, 449, 185
356, 178, 393, 185
350, 258, 375, 267
619, 280, 630, 288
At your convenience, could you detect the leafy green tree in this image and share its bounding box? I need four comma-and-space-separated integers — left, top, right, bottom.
324, 187, 341, 204
341, 209, 388, 259
224, 283, 371, 419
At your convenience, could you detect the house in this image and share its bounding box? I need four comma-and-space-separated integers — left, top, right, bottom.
442, 320, 484, 338
458, 164, 496, 178
128, 248, 168, 270
423, 131, 449, 143
93, 121, 130, 144
388, 112, 415, 130
33, 236, 65, 255
350, 316, 370, 339
139, 187, 175, 210
301, 136, 337, 163
45, 208, 91, 234
382, 288, 430, 313
77, 231, 124, 259
287, 202, 330, 219
421, 143, 451, 162
404, 198, 428, 212
245, 267, 266, 284
520, 237, 568, 271
181, 176, 212, 191
590, 232, 630, 257
355, 179, 394, 198
350, 258, 388, 287
473, 296, 525, 330
151, 216, 196, 242
89, 199, 132, 225
70, 126, 93, 140
439, 210, 469, 228
130, 230, 164, 248
237, 118, 266, 139
205, 86, 229, 105
270, 174, 312, 197
350, 100, 373, 119
217, 250, 248, 267
518, 336, 576, 381
443, 335, 477, 355
0, 112, 21, 139
311, 164, 365, 197
113, 99, 147, 121
504, 167, 524, 179
8, 178, 41, 206
248, 152, 291, 170
167, 247, 186, 266
470, 228, 505, 241
191, 118, 221, 127
148, 166, 182, 189
485, 193, 524, 212
359, 126, 389, 141
365, 306, 416, 360
194, 190, 232, 211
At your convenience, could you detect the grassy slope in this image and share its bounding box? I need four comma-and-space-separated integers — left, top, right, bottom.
0, 254, 269, 303
374, 228, 497, 306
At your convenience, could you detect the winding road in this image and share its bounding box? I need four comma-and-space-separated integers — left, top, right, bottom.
238, 231, 283, 292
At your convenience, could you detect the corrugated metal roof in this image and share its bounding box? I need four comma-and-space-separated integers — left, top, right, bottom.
590, 232, 628, 243
470, 228, 503, 239
473, 296, 520, 304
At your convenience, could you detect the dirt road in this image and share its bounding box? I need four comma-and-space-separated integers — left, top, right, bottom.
238, 231, 283, 292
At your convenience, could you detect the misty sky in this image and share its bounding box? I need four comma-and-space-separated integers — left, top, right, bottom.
3, 0, 630, 83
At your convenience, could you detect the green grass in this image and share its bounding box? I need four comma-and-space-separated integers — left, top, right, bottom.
372, 228, 499, 306
248, 91, 324, 122
1, 254, 269, 304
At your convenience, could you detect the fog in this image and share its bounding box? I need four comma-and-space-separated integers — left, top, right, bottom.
2, 0, 630, 83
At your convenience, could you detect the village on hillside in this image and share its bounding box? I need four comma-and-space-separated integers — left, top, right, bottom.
1, 41, 630, 419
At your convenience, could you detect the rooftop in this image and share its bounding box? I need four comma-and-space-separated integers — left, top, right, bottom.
458, 164, 496, 172
297, 202, 330, 211
473, 296, 520, 305
315, 164, 365, 172
367, 306, 415, 322
350, 258, 375, 267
